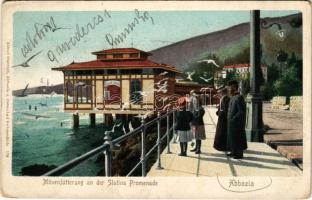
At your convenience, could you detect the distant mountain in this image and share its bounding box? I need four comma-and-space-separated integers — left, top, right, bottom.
149, 13, 302, 71
13, 84, 63, 96
12, 13, 302, 95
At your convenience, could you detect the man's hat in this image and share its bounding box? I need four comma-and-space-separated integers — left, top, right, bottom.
177, 97, 187, 107
190, 90, 198, 96
227, 80, 239, 86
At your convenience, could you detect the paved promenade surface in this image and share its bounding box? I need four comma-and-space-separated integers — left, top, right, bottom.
262, 103, 303, 169
147, 107, 302, 177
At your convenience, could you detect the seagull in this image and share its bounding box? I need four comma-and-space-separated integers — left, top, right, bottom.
35, 23, 72, 32
162, 96, 169, 102
159, 71, 168, 76
82, 84, 91, 88
93, 107, 101, 111
12, 50, 42, 68
157, 80, 168, 87
156, 84, 168, 93
129, 121, 134, 132
111, 121, 123, 132
197, 59, 220, 68
199, 76, 213, 82
134, 113, 149, 119
74, 81, 86, 87
21, 112, 50, 120
39, 102, 48, 107
133, 90, 155, 98
216, 85, 225, 90
133, 91, 149, 96
155, 78, 168, 86
186, 72, 195, 81
122, 126, 127, 134
162, 103, 172, 111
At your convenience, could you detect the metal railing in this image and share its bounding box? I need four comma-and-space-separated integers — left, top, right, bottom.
43, 110, 176, 177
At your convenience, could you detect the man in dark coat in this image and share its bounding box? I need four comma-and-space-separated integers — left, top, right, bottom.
213, 87, 230, 152
226, 80, 247, 159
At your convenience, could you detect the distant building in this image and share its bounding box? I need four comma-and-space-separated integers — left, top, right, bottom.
52, 48, 181, 115
223, 63, 267, 80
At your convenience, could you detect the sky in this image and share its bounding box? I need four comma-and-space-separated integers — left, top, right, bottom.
12, 10, 299, 90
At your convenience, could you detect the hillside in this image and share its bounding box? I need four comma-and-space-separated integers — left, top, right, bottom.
149, 13, 302, 71
12, 13, 302, 95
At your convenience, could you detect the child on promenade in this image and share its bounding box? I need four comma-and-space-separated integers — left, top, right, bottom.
175, 97, 194, 156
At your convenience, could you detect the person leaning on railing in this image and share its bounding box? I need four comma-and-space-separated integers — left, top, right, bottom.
175, 97, 194, 157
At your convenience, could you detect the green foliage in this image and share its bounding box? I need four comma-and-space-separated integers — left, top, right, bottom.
224, 47, 250, 65
260, 52, 302, 100
183, 47, 302, 101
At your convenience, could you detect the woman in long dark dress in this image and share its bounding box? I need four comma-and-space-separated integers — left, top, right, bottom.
213, 88, 230, 151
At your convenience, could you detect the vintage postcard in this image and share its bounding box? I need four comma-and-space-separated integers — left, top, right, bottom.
0, 1, 311, 198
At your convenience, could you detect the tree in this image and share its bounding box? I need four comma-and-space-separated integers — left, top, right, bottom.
224, 47, 250, 66
274, 52, 302, 96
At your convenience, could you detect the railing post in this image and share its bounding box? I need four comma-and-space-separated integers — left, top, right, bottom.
166, 111, 171, 154
156, 112, 163, 170
172, 110, 177, 143
104, 131, 112, 176
141, 117, 146, 176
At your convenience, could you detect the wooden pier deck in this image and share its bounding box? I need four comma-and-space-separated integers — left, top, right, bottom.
147, 107, 302, 177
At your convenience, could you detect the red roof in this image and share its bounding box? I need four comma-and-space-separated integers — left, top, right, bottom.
91, 48, 151, 55
224, 64, 267, 69
52, 59, 181, 73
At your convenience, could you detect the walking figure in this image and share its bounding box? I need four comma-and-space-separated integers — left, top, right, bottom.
226, 80, 247, 159
190, 99, 206, 154
175, 97, 193, 157
213, 87, 230, 152
188, 90, 198, 113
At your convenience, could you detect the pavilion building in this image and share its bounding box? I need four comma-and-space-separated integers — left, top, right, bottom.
52, 48, 181, 128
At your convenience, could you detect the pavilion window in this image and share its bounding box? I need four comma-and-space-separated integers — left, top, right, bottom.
64, 71, 73, 76
98, 54, 107, 60
75, 80, 92, 103
113, 53, 123, 59
129, 53, 139, 58
95, 70, 104, 75
130, 79, 142, 104
65, 81, 74, 103
142, 68, 153, 74
121, 69, 130, 74
129, 69, 142, 74
107, 69, 117, 74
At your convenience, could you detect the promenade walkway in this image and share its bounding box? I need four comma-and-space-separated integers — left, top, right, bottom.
147, 107, 302, 177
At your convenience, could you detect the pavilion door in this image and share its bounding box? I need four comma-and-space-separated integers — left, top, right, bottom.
104, 80, 121, 105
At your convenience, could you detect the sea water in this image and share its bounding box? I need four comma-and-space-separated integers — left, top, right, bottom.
12, 94, 108, 176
